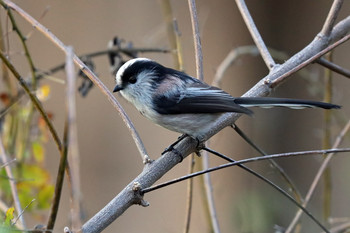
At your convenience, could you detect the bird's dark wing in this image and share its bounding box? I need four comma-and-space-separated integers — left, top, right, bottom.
153, 83, 253, 115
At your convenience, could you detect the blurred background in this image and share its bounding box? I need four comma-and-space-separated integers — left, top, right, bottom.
1, 0, 350, 232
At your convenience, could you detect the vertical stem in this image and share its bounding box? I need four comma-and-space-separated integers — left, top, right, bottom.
187, 0, 203, 81
159, 0, 180, 70
202, 148, 221, 233
183, 154, 195, 233
46, 121, 69, 232
65, 46, 82, 231
322, 52, 333, 224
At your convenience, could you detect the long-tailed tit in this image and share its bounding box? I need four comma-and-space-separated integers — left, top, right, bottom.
113, 58, 340, 141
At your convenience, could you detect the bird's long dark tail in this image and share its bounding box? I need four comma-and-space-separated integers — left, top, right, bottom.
234, 97, 341, 110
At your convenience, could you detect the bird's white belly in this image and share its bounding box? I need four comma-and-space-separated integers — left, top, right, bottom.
150, 113, 222, 139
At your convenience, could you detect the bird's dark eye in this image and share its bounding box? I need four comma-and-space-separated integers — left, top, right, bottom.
129, 76, 137, 84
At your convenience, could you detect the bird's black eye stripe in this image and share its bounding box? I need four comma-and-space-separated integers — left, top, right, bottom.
121, 60, 161, 84
128, 76, 137, 84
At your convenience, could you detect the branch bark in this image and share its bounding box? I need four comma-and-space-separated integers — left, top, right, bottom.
82, 15, 350, 233
1, 1, 349, 233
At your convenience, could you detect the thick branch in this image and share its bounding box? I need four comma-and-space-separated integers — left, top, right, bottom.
82, 15, 350, 233
82, 137, 197, 233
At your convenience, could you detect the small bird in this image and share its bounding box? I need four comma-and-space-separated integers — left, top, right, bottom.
113, 58, 340, 141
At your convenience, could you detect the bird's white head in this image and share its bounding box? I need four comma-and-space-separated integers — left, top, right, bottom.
113, 58, 164, 107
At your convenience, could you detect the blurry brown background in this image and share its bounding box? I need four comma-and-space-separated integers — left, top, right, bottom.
4, 0, 350, 232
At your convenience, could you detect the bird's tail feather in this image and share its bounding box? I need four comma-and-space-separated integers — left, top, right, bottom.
234, 97, 341, 110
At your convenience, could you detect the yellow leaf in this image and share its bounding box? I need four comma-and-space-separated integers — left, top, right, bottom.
32, 141, 44, 162
36, 85, 51, 101
4, 207, 14, 226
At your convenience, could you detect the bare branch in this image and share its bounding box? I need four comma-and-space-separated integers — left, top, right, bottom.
202, 149, 221, 233
12, 199, 35, 226
65, 46, 83, 231
285, 119, 350, 233
330, 222, 350, 233
213, 46, 260, 87
80, 15, 350, 233
317, 57, 350, 78
159, 0, 181, 70
0, 0, 150, 163
188, 3, 221, 231
270, 32, 350, 88
183, 154, 194, 233
235, 0, 276, 69
321, 0, 344, 36
231, 124, 302, 203
82, 137, 198, 233
188, 0, 203, 81
143, 148, 350, 193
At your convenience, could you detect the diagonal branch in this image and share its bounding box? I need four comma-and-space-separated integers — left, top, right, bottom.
81, 15, 350, 233
235, 0, 276, 69
321, 0, 344, 36
0, 0, 150, 164
285, 119, 350, 233
317, 57, 350, 78
2, 1, 349, 233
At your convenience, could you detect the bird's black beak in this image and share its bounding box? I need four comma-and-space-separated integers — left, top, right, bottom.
113, 85, 123, 92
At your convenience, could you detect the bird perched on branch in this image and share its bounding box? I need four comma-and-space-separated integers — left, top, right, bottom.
113, 58, 340, 141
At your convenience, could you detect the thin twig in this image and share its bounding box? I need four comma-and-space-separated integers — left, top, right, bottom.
188, 2, 220, 232
235, 0, 276, 69
0, 158, 16, 168
36, 47, 170, 81
0, 51, 63, 155
0, 136, 25, 229
188, 0, 203, 81
270, 33, 350, 88
330, 222, 350, 233
322, 52, 333, 224
231, 124, 302, 203
321, 0, 344, 36
65, 46, 83, 231
183, 154, 195, 233
159, 0, 181, 70
0, 13, 15, 96
317, 57, 350, 78
12, 198, 35, 226
84, 12, 350, 233
0, 0, 150, 163
0, 94, 22, 119
142, 148, 350, 193
285, 119, 350, 233
143, 148, 350, 232
6, 7, 37, 88
202, 148, 221, 233
214, 46, 260, 87
46, 116, 69, 232
213, 45, 289, 87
